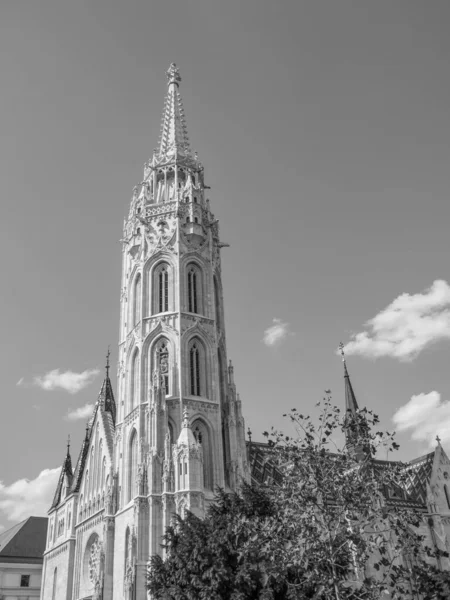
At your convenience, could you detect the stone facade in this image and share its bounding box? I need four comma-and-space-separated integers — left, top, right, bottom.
40, 63, 249, 600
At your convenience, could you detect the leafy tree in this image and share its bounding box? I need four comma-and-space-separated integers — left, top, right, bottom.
148, 395, 450, 599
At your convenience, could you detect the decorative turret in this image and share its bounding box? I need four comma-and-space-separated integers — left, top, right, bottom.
174, 409, 204, 517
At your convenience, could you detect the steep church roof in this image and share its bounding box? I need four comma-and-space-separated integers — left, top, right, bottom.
157, 63, 192, 159
0, 516, 48, 563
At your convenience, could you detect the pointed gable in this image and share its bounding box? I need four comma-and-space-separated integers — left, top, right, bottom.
50, 444, 73, 510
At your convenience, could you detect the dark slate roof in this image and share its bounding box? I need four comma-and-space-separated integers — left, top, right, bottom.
0, 517, 48, 563
403, 451, 435, 506
247, 441, 431, 509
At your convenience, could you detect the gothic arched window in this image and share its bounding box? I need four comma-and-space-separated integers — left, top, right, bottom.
189, 342, 201, 396
133, 274, 141, 326
130, 350, 139, 410
187, 265, 200, 314
193, 419, 214, 490
155, 339, 170, 395
154, 263, 170, 313
128, 430, 138, 502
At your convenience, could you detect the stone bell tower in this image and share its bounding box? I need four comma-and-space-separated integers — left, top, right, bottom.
112, 63, 249, 599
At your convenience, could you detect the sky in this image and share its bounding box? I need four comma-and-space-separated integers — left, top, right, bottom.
1, 0, 450, 531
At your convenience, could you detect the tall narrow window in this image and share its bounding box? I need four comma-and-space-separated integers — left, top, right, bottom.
128, 431, 138, 501
157, 340, 169, 395
158, 266, 169, 312
214, 276, 221, 329
445, 484, 450, 509
130, 351, 139, 409
187, 267, 198, 313
190, 343, 201, 396
133, 274, 141, 325
52, 568, 57, 600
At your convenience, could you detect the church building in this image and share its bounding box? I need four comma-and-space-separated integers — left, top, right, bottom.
40, 63, 249, 600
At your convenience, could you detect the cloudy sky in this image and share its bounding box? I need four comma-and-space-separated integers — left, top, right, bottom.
1, 0, 450, 531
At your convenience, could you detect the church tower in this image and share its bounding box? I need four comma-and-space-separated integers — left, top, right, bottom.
113, 62, 248, 598
40, 64, 248, 600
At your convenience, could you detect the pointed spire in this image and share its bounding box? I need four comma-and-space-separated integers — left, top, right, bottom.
339, 342, 359, 415
98, 347, 116, 424
157, 63, 192, 159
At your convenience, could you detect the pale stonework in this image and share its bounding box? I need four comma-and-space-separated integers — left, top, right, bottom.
40, 64, 249, 600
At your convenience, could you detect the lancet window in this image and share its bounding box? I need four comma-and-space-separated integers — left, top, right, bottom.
52, 568, 57, 600
445, 484, 450, 510
128, 430, 138, 502
187, 264, 201, 314
130, 350, 139, 410
189, 342, 201, 396
133, 274, 141, 326
154, 263, 170, 313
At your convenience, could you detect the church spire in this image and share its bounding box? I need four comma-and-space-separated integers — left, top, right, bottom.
157, 63, 192, 159
98, 347, 116, 424
339, 342, 359, 416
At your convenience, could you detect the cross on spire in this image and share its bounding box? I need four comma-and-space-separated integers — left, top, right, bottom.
436, 434, 442, 445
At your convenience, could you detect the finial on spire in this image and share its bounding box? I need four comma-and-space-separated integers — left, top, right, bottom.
436, 434, 442, 445
105, 346, 111, 378
247, 427, 252, 443
85, 422, 90, 440
167, 63, 181, 87
67, 434, 70, 454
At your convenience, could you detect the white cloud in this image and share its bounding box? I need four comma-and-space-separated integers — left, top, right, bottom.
342, 280, 450, 361
392, 391, 450, 448
66, 403, 94, 421
0, 468, 60, 523
16, 377, 24, 386
263, 318, 293, 348
33, 368, 99, 394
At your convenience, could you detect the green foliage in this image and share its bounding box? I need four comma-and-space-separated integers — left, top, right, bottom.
147, 395, 450, 599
